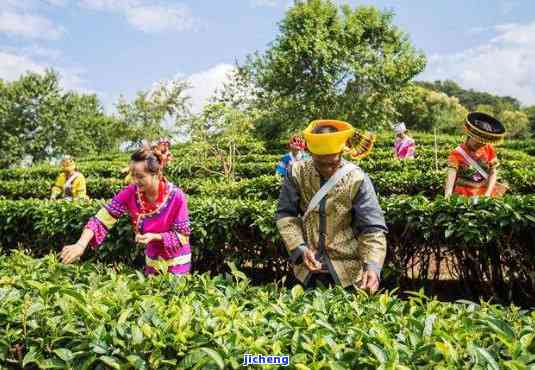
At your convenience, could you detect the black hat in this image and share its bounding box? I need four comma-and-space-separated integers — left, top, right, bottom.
464, 112, 506, 144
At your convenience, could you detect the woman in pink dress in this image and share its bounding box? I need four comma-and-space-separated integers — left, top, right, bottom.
60, 146, 191, 275
392, 122, 416, 160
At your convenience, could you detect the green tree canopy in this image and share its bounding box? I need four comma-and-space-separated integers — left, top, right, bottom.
396, 84, 468, 134
0, 70, 123, 168
223, 0, 426, 140
416, 80, 521, 112
115, 78, 191, 148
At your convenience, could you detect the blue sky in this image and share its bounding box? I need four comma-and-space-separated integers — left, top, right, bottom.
1, 0, 535, 112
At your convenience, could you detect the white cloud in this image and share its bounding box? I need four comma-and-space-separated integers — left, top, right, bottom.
78, 0, 138, 11
0, 51, 46, 80
4, 0, 67, 10
0, 11, 65, 40
44, 0, 68, 6
250, 0, 279, 7
3, 0, 37, 10
0, 44, 63, 61
126, 4, 196, 33
420, 21, 535, 106
78, 0, 197, 33
0, 50, 93, 94
185, 64, 235, 113
25, 45, 63, 60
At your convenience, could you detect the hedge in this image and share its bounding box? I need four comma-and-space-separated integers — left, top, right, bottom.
2, 161, 534, 200
2, 252, 534, 369
1, 145, 532, 182
0, 195, 534, 305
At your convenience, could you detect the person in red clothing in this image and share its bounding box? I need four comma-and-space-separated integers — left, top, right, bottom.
445, 112, 508, 198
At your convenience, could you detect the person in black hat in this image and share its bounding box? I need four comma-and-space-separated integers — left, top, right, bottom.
445, 112, 508, 198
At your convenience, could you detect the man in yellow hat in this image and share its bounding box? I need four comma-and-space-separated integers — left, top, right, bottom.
275, 120, 387, 293
50, 156, 88, 201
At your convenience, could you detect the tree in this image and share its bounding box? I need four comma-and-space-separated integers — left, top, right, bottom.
498, 110, 531, 139
115, 78, 191, 147
417, 80, 521, 112
396, 85, 468, 134
186, 103, 263, 180
228, 0, 426, 140
59, 93, 124, 156
522, 106, 535, 136
474, 104, 531, 139
0, 70, 123, 168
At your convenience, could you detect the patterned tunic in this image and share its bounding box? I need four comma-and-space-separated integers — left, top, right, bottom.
275, 160, 387, 288
51, 172, 88, 200
447, 143, 499, 196
85, 182, 191, 275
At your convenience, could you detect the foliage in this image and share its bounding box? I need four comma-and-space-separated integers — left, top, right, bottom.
231, 0, 426, 139
498, 110, 531, 139
183, 103, 262, 180
416, 80, 521, 112
1, 140, 533, 200
0, 70, 123, 168
115, 78, 191, 147
0, 195, 534, 305
523, 105, 535, 136
396, 85, 468, 133
2, 156, 535, 200
1, 252, 534, 369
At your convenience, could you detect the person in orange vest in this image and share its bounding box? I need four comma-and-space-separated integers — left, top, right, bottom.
445, 112, 508, 198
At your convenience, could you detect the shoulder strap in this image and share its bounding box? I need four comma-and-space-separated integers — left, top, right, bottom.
302, 162, 357, 220
456, 146, 489, 180
64, 172, 81, 189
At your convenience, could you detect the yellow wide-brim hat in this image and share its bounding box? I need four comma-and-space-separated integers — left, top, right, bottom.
303, 119, 355, 155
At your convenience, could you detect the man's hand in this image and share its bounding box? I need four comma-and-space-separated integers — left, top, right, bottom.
60, 242, 87, 264
358, 269, 380, 294
135, 233, 162, 245
303, 247, 322, 272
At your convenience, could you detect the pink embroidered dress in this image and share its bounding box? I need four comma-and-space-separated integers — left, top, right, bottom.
394, 136, 416, 159
85, 181, 191, 275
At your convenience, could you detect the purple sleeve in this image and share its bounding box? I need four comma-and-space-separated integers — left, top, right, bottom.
161, 190, 191, 253
104, 185, 132, 218
84, 185, 133, 249
85, 217, 108, 249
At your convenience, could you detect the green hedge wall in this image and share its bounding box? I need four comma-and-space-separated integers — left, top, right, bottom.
2, 161, 534, 200
1, 146, 532, 182
0, 195, 534, 305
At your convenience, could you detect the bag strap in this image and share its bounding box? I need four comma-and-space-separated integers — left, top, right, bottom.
455, 146, 489, 180
302, 162, 357, 220
64, 172, 80, 190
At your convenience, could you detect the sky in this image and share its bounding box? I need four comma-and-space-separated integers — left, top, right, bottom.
1, 0, 535, 113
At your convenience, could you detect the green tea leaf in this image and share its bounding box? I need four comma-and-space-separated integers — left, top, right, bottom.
367, 343, 387, 364
99, 355, 122, 369
473, 346, 499, 370
199, 348, 225, 369
53, 348, 74, 363
291, 284, 304, 301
